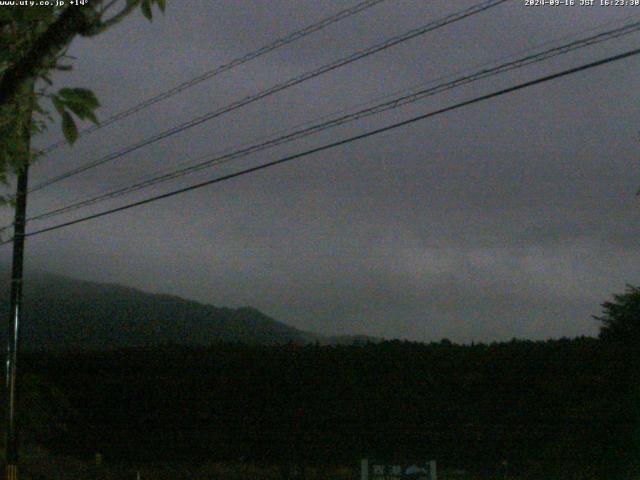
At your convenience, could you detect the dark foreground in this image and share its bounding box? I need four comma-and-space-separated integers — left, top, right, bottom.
9, 338, 640, 479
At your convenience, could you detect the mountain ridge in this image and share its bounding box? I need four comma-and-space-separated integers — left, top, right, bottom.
0, 269, 380, 350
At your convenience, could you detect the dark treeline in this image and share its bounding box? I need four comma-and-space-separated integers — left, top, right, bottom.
19, 337, 640, 479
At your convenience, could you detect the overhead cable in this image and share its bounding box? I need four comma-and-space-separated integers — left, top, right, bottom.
38, 0, 389, 155
25, 19, 640, 224
9, 45, 640, 243
28, 0, 509, 194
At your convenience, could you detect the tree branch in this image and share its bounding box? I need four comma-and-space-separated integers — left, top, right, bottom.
0, 7, 94, 109
99, 0, 121, 15
90, 0, 141, 36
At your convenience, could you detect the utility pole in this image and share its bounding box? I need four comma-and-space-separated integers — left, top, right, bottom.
4, 81, 33, 480
5, 166, 28, 480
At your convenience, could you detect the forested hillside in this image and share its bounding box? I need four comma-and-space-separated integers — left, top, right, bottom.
20, 338, 639, 479
0, 270, 318, 349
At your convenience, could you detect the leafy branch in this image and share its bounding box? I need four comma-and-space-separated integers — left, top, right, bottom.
0, 0, 166, 178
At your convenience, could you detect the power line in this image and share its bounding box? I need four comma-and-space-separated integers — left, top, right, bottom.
24, 19, 640, 224
32, 0, 506, 191
38, 0, 389, 155
10, 45, 640, 243
28, 0, 509, 194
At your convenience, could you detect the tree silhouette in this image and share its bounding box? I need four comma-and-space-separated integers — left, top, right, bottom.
595, 285, 640, 344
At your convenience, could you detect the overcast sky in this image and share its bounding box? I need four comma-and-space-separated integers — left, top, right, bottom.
2, 0, 640, 343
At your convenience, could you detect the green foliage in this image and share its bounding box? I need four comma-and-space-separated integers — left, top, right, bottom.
57, 87, 99, 109
140, 0, 167, 20
595, 285, 640, 344
0, 80, 36, 186
53, 88, 99, 144
60, 110, 78, 144
141, 0, 153, 20
0, 0, 167, 180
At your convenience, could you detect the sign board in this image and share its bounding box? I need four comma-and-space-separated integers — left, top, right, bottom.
361, 459, 436, 480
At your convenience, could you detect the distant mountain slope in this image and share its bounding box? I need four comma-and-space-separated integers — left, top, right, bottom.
0, 270, 320, 350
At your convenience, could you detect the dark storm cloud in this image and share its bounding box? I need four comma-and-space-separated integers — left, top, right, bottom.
3, 0, 640, 342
